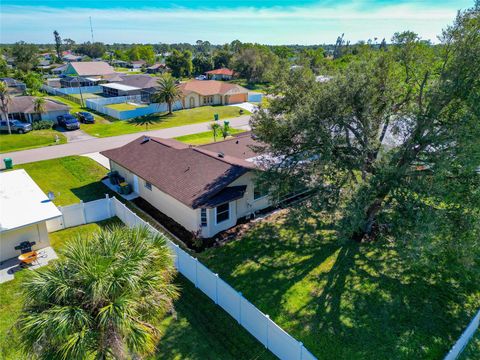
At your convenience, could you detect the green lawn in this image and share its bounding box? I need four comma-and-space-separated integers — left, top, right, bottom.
69, 92, 101, 100
198, 210, 480, 359
0, 130, 67, 153
82, 106, 249, 138
0, 219, 275, 360
174, 128, 245, 145
459, 329, 480, 360
46, 95, 114, 125
17, 156, 113, 206
106, 102, 147, 111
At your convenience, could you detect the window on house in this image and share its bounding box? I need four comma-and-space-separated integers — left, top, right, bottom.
144, 181, 152, 190
215, 203, 230, 224
254, 185, 267, 200
201, 208, 207, 227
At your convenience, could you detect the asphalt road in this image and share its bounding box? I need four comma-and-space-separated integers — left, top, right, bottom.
0, 116, 251, 168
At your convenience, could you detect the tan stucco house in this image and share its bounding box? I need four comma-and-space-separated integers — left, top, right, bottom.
0, 170, 61, 263
179, 80, 248, 109
101, 132, 269, 238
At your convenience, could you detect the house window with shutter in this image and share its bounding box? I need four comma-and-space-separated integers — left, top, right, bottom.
201, 208, 207, 227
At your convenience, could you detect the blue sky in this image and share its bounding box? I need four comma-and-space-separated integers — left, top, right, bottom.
0, 0, 473, 44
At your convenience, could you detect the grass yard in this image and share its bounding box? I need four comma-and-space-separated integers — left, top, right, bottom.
198, 210, 480, 360
0, 219, 275, 360
106, 102, 148, 111
82, 105, 249, 138
17, 156, 113, 206
69, 92, 101, 100
46, 95, 114, 126
0, 130, 67, 153
174, 128, 245, 145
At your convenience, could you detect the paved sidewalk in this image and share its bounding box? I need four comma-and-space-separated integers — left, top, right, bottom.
1, 116, 251, 168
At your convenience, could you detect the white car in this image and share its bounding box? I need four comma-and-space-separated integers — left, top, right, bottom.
195, 75, 207, 80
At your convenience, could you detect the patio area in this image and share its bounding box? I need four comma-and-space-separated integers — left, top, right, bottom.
102, 178, 139, 200
0, 246, 58, 284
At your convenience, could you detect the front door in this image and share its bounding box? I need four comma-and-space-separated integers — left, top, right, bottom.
189, 97, 195, 108
132, 175, 139, 194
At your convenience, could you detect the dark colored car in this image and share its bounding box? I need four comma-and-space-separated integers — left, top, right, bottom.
57, 114, 80, 130
76, 111, 95, 124
0, 119, 32, 134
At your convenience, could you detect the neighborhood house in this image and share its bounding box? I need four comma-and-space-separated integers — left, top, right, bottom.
63, 61, 115, 77
100, 74, 159, 98
101, 132, 269, 238
205, 68, 235, 80
6, 96, 70, 123
179, 80, 248, 108
0, 170, 62, 263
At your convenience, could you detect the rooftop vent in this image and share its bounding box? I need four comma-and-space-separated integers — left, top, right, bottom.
235, 140, 239, 144
141, 136, 150, 144
218, 152, 225, 158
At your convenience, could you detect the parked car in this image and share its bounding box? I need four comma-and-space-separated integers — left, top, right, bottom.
57, 114, 80, 130
0, 120, 32, 134
76, 111, 95, 124
195, 75, 207, 80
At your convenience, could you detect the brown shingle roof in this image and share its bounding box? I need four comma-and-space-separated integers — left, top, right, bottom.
206, 68, 235, 76
101, 136, 255, 208
68, 61, 115, 76
7, 96, 70, 114
199, 132, 260, 160
179, 80, 248, 96
114, 74, 159, 89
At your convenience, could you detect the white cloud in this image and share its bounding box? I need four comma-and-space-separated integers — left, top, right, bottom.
0, 2, 466, 44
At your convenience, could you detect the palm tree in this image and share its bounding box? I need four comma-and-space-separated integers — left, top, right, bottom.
33, 97, 46, 121
209, 121, 221, 142
220, 121, 231, 140
152, 74, 182, 115
0, 81, 12, 134
17, 226, 179, 360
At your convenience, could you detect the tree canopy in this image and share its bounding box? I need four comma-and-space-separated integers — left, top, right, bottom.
17, 226, 178, 360
251, 3, 480, 269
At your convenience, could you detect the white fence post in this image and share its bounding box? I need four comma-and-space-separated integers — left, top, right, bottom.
105, 194, 111, 218
265, 314, 270, 349
238, 292, 243, 325
215, 273, 219, 304
194, 258, 199, 287
81, 200, 87, 224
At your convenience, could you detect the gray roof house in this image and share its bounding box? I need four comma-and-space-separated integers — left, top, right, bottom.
7, 96, 70, 123
101, 132, 270, 238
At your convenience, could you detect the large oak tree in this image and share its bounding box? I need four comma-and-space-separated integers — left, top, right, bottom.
252, 4, 480, 246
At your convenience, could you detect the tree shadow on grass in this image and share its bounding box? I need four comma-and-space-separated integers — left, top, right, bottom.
127, 113, 173, 129
200, 208, 479, 359
155, 275, 275, 360
70, 181, 116, 203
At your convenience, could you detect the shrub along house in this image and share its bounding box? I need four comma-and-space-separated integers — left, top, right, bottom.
6, 96, 70, 123
101, 132, 270, 238
179, 80, 248, 108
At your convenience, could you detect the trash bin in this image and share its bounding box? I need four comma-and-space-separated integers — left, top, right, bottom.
214, 113, 219, 121
3, 158, 13, 169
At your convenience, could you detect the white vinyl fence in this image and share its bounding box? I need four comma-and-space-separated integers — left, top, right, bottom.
46, 196, 317, 360
85, 96, 183, 120
444, 309, 480, 360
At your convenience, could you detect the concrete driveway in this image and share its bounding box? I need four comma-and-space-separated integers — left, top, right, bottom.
58, 128, 96, 142
1, 115, 251, 168
230, 102, 258, 113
